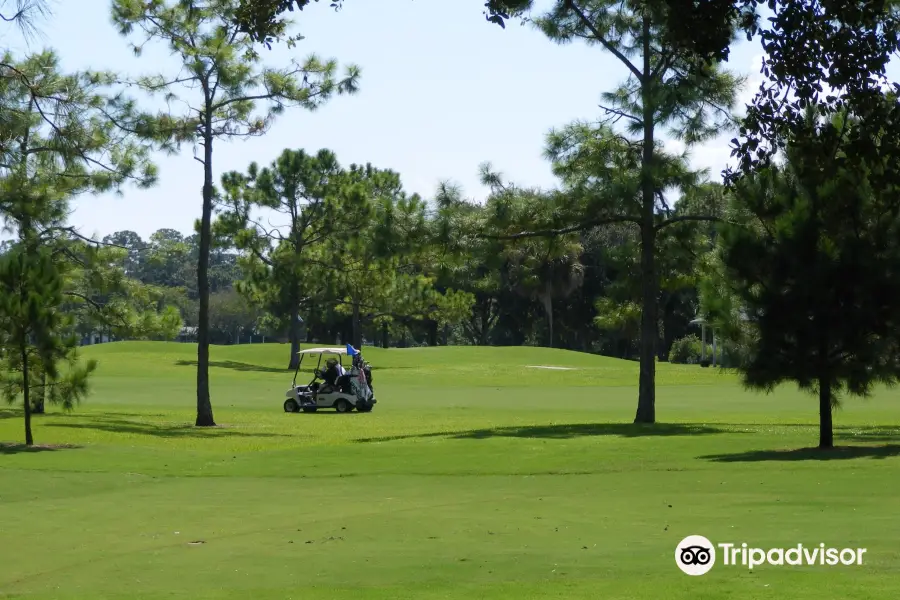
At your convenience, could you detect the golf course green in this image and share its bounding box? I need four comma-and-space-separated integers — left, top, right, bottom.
1, 342, 898, 599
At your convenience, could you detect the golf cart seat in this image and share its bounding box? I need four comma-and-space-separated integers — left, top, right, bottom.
335, 374, 352, 393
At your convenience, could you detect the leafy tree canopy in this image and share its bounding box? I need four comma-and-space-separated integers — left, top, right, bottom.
710, 104, 900, 448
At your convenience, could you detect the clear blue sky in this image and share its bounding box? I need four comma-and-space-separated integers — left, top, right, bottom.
11, 0, 771, 240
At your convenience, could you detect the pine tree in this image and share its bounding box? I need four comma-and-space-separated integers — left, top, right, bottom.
217, 148, 370, 368
0, 240, 96, 446
478, 1, 740, 422
0, 47, 183, 444
112, 0, 360, 426
713, 107, 900, 448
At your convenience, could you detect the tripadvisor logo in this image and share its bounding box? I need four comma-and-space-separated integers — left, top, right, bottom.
675, 535, 867, 576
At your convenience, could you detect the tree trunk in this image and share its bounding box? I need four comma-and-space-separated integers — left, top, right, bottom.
381, 321, 389, 348
475, 298, 492, 345
661, 294, 674, 361
195, 127, 216, 427
352, 303, 362, 348
34, 372, 46, 414
636, 237, 658, 414
819, 377, 834, 448
21, 340, 33, 446
288, 309, 301, 369
541, 291, 554, 348
427, 320, 438, 346
634, 13, 657, 424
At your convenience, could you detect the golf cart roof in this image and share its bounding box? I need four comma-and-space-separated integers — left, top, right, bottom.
297, 347, 348, 356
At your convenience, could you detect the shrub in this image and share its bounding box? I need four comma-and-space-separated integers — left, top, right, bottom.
669, 334, 703, 364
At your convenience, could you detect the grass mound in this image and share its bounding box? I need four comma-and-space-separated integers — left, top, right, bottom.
79, 340, 734, 387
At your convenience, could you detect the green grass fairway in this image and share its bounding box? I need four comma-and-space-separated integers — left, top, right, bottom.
2, 342, 899, 599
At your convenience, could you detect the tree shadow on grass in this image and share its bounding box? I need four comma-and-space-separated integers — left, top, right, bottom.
0, 442, 81, 455
356, 422, 739, 443
175, 359, 289, 374
702, 444, 900, 462
42, 411, 170, 420
45, 414, 289, 440
695, 424, 900, 445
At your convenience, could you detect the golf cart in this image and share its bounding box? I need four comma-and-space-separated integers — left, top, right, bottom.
283, 346, 376, 414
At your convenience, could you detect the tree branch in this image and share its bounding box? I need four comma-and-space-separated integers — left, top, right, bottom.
563, 0, 643, 82
0, 9, 27, 22
651, 50, 677, 81
655, 215, 722, 232
483, 215, 640, 240
599, 103, 642, 125
64, 291, 104, 311
53, 226, 151, 250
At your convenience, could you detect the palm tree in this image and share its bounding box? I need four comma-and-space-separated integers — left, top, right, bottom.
508, 235, 585, 348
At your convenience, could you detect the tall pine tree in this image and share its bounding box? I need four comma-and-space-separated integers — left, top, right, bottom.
112, 0, 360, 426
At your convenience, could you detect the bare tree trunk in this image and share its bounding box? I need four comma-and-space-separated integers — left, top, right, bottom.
427, 320, 438, 346
21, 340, 33, 446
634, 13, 657, 424
819, 377, 834, 448
195, 126, 216, 428
381, 321, 389, 348
288, 309, 301, 369
635, 225, 658, 423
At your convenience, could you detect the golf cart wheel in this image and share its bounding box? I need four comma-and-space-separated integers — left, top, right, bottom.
301, 406, 317, 413
357, 403, 372, 413
334, 399, 352, 413
284, 399, 299, 413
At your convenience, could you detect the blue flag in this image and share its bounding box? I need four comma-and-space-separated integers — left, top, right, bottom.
346, 343, 358, 356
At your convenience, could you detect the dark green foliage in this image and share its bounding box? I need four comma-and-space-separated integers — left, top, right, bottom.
234, 0, 345, 47
0, 242, 97, 446
477, 181, 585, 348
714, 109, 900, 448
230, 0, 531, 45
728, 1, 900, 184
